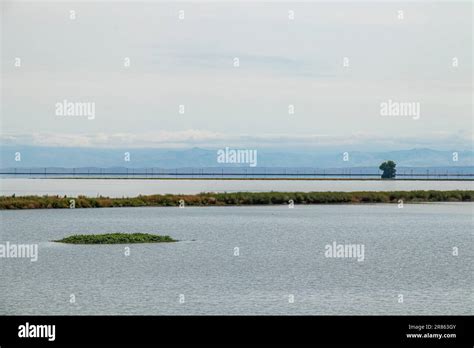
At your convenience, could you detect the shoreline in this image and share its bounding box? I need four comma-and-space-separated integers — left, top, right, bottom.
1, 190, 472, 210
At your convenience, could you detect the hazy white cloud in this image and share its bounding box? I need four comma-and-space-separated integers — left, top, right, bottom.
1, 130, 471, 151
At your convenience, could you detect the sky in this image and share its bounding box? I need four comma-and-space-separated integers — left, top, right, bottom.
1, 1, 472, 151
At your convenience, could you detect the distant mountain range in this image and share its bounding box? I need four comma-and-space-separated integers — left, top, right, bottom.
0, 146, 473, 169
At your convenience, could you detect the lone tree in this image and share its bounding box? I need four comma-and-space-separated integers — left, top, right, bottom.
379, 160, 396, 179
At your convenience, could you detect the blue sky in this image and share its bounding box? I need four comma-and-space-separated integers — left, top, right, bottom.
1, 1, 472, 150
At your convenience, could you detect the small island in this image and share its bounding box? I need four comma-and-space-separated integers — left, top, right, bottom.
54, 233, 177, 244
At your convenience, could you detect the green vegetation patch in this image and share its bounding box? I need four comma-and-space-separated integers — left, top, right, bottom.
54, 233, 177, 244
1, 190, 473, 209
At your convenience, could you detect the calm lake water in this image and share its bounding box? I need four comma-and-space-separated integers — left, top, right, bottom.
1, 178, 473, 197
0, 204, 472, 315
